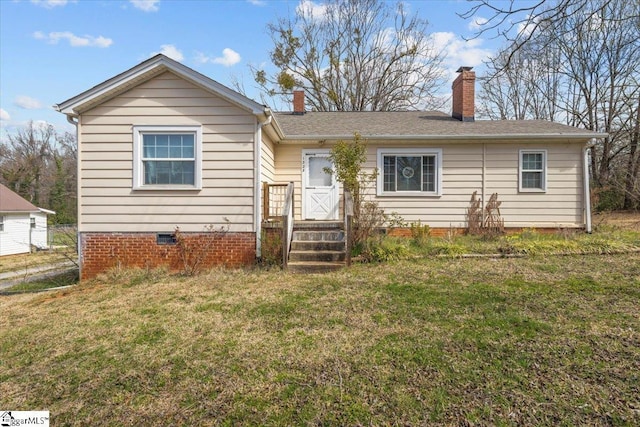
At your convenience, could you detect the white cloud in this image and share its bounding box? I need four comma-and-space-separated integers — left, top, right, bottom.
33, 31, 113, 48
296, 0, 328, 20
130, 0, 159, 12
30, 0, 71, 8
14, 96, 43, 110
468, 16, 488, 31
246, 0, 266, 5
196, 48, 241, 67
429, 31, 494, 85
214, 48, 241, 66
431, 31, 492, 68
152, 44, 184, 61
517, 15, 539, 37
0, 108, 10, 121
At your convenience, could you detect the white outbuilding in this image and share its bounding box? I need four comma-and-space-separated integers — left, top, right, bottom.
0, 184, 55, 256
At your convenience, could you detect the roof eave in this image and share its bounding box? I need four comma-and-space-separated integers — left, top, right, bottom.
261, 108, 286, 141
282, 132, 609, 142
1, 208, 56, 214
0, 209, 39, 214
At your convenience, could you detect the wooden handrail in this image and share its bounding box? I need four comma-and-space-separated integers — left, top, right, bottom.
343, 190, 354, 267
281, 182, 295, 268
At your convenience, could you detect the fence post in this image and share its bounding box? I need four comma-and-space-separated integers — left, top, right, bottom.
262, 182, 269, 220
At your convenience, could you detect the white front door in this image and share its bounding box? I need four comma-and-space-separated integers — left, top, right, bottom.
302, 151, 339, 220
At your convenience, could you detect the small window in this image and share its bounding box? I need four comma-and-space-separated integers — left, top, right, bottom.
30, 218, 36, 229
0, 216, 4, 232
519, 150, 547, 192
133, 126, 202, 190
377, 148, 442, 196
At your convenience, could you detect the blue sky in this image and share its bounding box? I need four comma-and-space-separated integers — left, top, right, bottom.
0, 0, 520, 141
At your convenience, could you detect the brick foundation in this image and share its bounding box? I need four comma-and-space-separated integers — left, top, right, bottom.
80, 232, 256, 280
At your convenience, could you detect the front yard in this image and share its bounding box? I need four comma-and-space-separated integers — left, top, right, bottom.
1, 248, 638, 425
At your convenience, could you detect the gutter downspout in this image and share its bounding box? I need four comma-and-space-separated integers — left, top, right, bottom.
65, 114, 82, 274
482, 143, 486, 225
584, 141, 594, 233
255, 112, 273, 259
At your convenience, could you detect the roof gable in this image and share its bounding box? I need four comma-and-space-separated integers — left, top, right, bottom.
55, 54, 266, 116
0, 184, 39, 213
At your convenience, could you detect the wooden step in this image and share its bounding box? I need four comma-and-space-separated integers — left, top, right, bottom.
290, 240, 345, 251
288, 261, 345, 274
293, 221, 342, 230
289, 250, 346, 262
292, 230, 344, 242
287, 221, 347, 273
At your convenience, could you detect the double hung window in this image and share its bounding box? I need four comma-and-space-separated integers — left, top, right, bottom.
133, 126, 202, 190
519, 150, 547, 192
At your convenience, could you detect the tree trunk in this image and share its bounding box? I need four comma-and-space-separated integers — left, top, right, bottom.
623, 96, 640, 209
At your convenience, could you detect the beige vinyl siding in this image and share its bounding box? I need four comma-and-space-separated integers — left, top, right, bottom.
274, 143, 484, 223
78, 71, 257, 233
274, 144, 305, 219
485, 142, 583, 228
261, 133, 276, 183
373, 144, 483, 227
260, 134, 277, 221
275, 141, 584, 228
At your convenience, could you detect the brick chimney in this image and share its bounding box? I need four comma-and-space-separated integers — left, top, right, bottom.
451, 66, 475, 122
293, 90, 305, 115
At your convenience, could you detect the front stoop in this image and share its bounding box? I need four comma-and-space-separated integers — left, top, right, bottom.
287, 222, 346, 273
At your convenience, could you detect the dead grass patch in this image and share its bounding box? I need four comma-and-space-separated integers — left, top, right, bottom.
594, 210, 640, 231
0, 248, 76, 274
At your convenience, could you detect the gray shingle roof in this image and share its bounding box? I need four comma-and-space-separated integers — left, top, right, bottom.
273, 111, 605, 140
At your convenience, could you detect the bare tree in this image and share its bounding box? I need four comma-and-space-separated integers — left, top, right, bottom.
49, 131, 78, 224
0, 122, 78, 223
628, 96, 640, 208
560, 2, 639, 191
461, 0, 638, 71
474, 0, 640, 209
253, 0, 446, 111
478, 42, 562, 121
1, 121, 55, 206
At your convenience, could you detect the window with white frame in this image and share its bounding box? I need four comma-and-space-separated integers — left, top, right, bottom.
519, 149, 547, 192
133, 126, 202, 190
30, 217, 36, 229
377, 148, 442, 196
0, 216, 4, 232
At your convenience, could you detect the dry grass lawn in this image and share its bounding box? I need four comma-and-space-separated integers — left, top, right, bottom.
594, 210, 640, 231
1, 251, 639, 425
0, 250, 74, 275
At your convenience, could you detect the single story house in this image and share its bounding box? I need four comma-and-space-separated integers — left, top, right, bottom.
0, 184, 55, 256
55, 55, 606, 278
